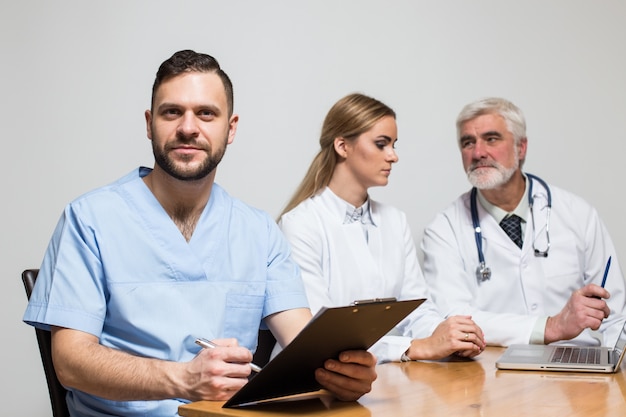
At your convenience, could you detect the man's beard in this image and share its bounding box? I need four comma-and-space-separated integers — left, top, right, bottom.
153, 135, 227, 181
467, 157, 519, 190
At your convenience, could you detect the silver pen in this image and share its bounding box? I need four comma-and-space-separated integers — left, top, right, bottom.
194, 337, 263, 373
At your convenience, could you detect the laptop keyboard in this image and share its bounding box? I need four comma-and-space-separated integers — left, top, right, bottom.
551, 347, 601, 364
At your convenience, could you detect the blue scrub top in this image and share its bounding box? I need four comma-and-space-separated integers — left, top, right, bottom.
23, 167, 308, 416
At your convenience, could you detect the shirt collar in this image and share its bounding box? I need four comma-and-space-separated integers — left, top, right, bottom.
476, 173, 530, 224
319, 187, 375, 226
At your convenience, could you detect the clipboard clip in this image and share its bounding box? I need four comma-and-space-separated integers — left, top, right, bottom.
351, 297, 397, 306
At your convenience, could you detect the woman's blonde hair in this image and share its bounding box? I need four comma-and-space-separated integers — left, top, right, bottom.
279, 93, 395, 218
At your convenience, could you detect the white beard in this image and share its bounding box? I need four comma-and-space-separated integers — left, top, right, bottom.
467, 159, 519, 190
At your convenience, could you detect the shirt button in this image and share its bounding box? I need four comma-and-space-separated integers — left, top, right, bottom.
531, 304, 538, 310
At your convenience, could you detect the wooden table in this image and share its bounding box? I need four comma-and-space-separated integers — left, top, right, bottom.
179, 347, 626, 417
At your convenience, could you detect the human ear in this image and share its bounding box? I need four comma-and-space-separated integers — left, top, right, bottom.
334, 137, 348, 158
144, 110, 153, 140
518, 137, 528, 161
226, 114, 239, 145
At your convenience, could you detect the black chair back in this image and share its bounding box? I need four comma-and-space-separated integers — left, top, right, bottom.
252, 329, 277, 368
22, 269, 70, 417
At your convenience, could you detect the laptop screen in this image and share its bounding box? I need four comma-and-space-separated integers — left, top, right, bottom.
612, 320, 626, 367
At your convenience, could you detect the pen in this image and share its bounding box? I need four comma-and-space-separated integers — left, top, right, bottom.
195, 337, 263, 373
600, 256, 612, 288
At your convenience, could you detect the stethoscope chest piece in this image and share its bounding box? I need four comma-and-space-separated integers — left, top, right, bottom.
476, 261, 491, 282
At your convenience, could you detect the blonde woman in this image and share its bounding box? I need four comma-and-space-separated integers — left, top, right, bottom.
278, 93, 485, 362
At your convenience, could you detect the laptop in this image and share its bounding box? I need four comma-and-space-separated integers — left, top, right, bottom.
223, 297, 425, 407
496, 320, 626, 373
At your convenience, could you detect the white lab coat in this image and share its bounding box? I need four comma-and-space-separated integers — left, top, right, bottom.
278, 187, 443, 362
421, 181, 626, 347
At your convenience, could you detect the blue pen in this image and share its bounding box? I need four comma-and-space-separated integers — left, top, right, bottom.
600, 256, 612, 288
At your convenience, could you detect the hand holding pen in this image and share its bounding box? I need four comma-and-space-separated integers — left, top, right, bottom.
185, 337, 254, 401
195, 337, 263, 373
544, 256, 612, 344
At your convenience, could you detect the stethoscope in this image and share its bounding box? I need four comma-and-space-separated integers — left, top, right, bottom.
472, 173, 552, 282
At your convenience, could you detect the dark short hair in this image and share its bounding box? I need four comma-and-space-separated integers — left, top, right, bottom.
151, 50, 234, 116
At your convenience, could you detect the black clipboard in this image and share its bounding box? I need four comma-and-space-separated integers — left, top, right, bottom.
224, 297, 425, 408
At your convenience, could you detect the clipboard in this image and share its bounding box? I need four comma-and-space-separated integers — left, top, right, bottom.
224, 297, 425, 408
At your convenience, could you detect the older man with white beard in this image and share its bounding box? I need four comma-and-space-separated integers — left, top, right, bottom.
420, 97, 626, 348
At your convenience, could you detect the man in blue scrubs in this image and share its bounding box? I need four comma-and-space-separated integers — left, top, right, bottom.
23, 50, 377, 417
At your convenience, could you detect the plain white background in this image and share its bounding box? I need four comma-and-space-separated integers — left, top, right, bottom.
2, 1, 625, 414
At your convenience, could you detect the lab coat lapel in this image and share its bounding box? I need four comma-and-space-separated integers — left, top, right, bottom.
318, 190, 383, 295
340, 222, 383, 294
474, 201, 521, 253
